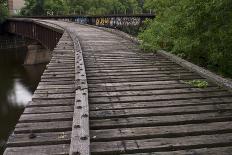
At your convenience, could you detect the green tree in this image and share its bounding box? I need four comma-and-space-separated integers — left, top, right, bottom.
44, 0, 69, 15
0, 0, 8, 23
139, 0, 232, 77
21, 0, 144, 15
21, 0, 45, 16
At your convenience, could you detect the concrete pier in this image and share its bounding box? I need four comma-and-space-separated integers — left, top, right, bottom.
24, 44, 51, 65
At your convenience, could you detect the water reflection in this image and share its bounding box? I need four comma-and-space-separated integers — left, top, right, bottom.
7, 79, 32, 106
0, 54, 46, 154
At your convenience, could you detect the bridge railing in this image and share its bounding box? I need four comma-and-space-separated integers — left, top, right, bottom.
5, 18, 64, 50
12, 14, 155, 29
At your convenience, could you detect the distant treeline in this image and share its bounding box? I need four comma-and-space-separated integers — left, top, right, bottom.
20, 0, 151, 16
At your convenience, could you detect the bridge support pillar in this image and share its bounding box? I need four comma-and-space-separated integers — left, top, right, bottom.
24, 44, 51, 65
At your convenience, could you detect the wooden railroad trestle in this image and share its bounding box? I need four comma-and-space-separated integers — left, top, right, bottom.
3, 19, 232, 155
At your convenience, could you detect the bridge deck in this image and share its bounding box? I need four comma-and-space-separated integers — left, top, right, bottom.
4, 20, 232, 155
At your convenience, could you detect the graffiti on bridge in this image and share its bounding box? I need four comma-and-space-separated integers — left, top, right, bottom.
39, 15, 155, 28
57, 17, 88, 24
58, 17, 143, 27
95, 17, 141, 27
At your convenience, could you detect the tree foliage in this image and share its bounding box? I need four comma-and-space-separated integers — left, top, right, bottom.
0, 0, 8, 23
21, 0, 143, 16
139, 0, 232, 77
21, 0, 45, 15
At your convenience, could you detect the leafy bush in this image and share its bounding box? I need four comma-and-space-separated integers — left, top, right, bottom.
185, 80, 208, 88
0, 1, 8, 23
139, 0, 232, 77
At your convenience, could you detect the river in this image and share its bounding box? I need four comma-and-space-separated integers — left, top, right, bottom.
0, 48, 46, 154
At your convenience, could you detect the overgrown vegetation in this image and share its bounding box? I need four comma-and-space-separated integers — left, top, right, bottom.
21, 0, 145, 16
184, 80, 208, 88
0, 0, 8, 23
139, 0, 232, 78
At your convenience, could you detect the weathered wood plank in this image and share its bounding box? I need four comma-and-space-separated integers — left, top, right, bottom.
27, 99, 74, 107
87, 75, 204, 84
68, 28, 90, 155
90, 111, 232, 129
4, 144, 70, 155
19, 112, 73, 123
24, 106, 73, 114
7, 131, 71, 147
90, 103, 232, 119
14, 121, 72, 134
88, 87, 225, 98
88, 83, 216, 91
87, 73, 199, 80
91, 133, 232, 154
89, 97, 232, 110
32, 93, 75, 100
123, 147, 232, 155
89, 91, 231, 104
91, 121, 232, 141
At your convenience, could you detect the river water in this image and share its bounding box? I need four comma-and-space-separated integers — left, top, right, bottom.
0, 48, 46, 154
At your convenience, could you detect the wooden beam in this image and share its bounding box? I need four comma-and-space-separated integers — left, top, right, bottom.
68, 28, 90, 155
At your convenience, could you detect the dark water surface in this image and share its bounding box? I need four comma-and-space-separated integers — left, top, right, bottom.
0, 50, 46, 154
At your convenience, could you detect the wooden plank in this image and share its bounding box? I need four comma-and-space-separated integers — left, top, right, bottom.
90, 112, 232, 129
90, 133, 232, 154
27, 99, 74, 107
87, 75, 204, 84
34, 88, 75, 95
7, 131, 71, 147
123, 147, 232, 155
41, 74, 75, 79
4, 144, 69, 155
14, 121, 72, 134
87, 80, 200, 87
19, 112, 73, 123
24, 106, 73, 114
88, 83, 216, 92
40, 78, 74, 82
90, 103, 232, 119
88, 87, 225, 98
89, 97, 232, 111
91, 121, 232, 141
86, 67, 184, 73
39, 81, 75, 85
89, 91, 231, 104
37, 84, 75, 90
86, 70, 192, 76
87, 73, 199, 80
70, 89, 89, 155
68, 29, 90, 155
32, 93, 75, 100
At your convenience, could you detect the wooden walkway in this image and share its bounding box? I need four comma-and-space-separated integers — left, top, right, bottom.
4, 20, 232, 155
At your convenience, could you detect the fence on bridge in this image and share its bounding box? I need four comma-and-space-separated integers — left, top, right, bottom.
5, 19, 63, 51
12, 14, 155, 29
3, 14, 154, 50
